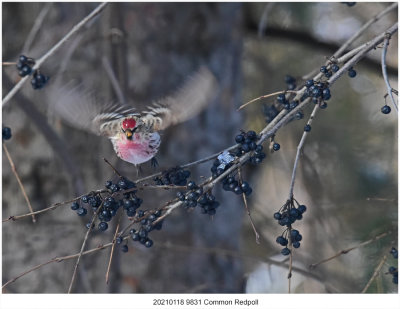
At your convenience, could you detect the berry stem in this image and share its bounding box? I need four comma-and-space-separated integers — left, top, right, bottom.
238, 90, 297, 111
381, 35, 398, 112
309, 230, 392, 269
288, 105, 319, 199
105, 213, 122, 285
361, 254, 388, 293
68, 206, 101, 293
238, 168, 260, 244
2, 143, 36, 223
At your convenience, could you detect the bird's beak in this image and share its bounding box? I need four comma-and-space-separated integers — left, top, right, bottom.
125, 129, 133, 139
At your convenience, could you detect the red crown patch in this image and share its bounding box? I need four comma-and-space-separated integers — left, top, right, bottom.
122, 118, 136, 130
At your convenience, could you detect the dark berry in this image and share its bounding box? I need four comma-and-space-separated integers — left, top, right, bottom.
348, 68, 357, 78
285, 75, 296, 84
233, 186, 243, 195
241, 181, 250, 192
281, 248, 291, 256
389, 266, 397, 274
129, 228, 136, 235
76, 208, 87, 216
304, 124, 311, 132
295, 111, 304, 119
116, 237, 123, 244
290, 101, 299, 109
331, 64, 339, 72
235, 134, 245, 144
273, 143, 280, 151
273, 212, 282, 220
246, 130, 257, 141
283, 103, 290, 110
2, 127, 12, 140
85, 222, 94, 229
70, 202, 79, 210
105, 180, 112, 188
305, 80, 314, 88
381, 105, 391, 114
145, 239, 154, 248
81, 196, 89, 203
19, 55, 28, 64
276, 236, 288, 246
255, 145, 263, 153
187, 181, 197, 190
98, 222, 108, 231
325, 71, 332, 78
319, 102, 328, 109
139, 229, 148, 238
320, 66, 328, 73
241, 143, 250, 153
131, 233, 140, 241
19, 65, 32, 77
277, 94, 286, 104
121, 245, 128, 252
298, 205, 307, 213
293, 241, 300, 248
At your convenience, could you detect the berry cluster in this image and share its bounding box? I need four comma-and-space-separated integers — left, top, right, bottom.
31, 69, 49, 90
2, 127, 12, 140
273, 198, 307, 256
263, 104, 279, 123
387, 247, 398, 284
177, 181, 220, 216
276, 228, 303, 256
233, 130, 266, 164
320, 63, 339, 79
304, 79, 331, 108
285, 75, 296, 90
347, 67, 357, 78
16, 55, 35, 77
129, 210, 163, 248
154, 167, 191, 186
70, 176, 142, 229
222, 176, 253, 196
16, 55, 50, 89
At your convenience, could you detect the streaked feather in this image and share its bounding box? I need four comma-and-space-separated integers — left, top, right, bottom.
142, 66, 218, 131
49, 81, 138, 136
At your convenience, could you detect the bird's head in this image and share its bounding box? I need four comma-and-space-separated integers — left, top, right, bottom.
121, 117, 138, 140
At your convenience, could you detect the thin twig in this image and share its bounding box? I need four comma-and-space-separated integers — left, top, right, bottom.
303, 3, 398, 80
381, 35, 398, 111
238, 90, 297, 111
3, 236, 327, 291
361, 254, 388, 293
105, 214, 122, 284
238, 168, 260, 244
68, 208, 100, 293
334, 2, 398, 58
2, 189, 107, 222
258, 3, 274, 38
309, 231, 392, 269
288, 105, 319, 199
2, 62, 17, 66
22, 3, 52, 53
3, 143, 36, 223
2, 2, 108, 106
103, 157, 122, 177
102, 57, 126, 104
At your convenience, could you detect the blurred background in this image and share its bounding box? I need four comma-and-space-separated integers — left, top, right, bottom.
2, 2, 398, 293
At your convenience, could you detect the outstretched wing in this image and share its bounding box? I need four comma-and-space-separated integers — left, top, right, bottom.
49, 81, 138, 137
142, 67, 218, 131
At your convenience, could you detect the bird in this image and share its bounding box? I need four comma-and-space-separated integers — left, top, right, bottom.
49, 67, 217, 165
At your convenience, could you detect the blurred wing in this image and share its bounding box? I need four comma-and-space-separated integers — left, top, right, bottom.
143, 66, 218, 131
49, 81, 138, 136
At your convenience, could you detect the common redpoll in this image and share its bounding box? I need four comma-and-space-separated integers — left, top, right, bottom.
50, 67, 217, 165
